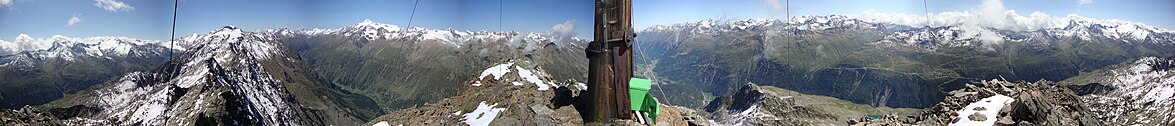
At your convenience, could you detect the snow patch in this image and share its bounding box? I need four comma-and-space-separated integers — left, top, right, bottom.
722, 104, 778, 126
372, 121, 391, 126
949, 94, 1015, 126
514, 66, 550, 90
462, 101, 506, 126
1144, 87, 1175, 103
478, 62, 514, 80
574, 82, 588, 91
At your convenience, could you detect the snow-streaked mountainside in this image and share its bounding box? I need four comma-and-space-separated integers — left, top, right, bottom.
644, 15, 1174, 51
0, 34, 187, 109
1062, 56, 1175, 125
39, 26, 373, 125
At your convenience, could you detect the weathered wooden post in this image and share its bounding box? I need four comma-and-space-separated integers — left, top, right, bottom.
585, 0, 635, 123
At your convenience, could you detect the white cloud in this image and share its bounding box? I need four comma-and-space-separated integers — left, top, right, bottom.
0, 0, 13, 8
68, 14, 83, 26
1078, 0, 1094, 5
15, 34, 36, 44
547, 20, 577, 42
855, 0, 1075, 46
94, 0, 134, 12
12, 34, 55, 52
857, 0, 1070, 30
976, 0, 1008, 28
853, 0, 1167, 49
858, 0, 1077, 30
0, 39, 18, 55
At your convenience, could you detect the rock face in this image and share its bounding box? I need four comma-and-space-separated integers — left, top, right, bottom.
703, 83, 921, 126
882, 79, 1105, 126
0, 106, 62, 126
1060, 56, 1175, 125
846, 57, 1175, 126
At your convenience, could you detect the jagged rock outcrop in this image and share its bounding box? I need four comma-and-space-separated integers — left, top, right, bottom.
0, 106, 62, 126
1060, 56, 1175, 125
860, 79, 1105, 125
853, 57, 1175, 126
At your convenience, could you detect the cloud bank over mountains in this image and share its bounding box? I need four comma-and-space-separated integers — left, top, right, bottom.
852, 0, 1168, 46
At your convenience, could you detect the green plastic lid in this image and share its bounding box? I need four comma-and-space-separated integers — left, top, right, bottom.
629, 78, 652, 91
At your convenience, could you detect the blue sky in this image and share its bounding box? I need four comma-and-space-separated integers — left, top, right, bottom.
0, 0, 591, 40
4, 0, 1172, 41
635, 0, 1175, 30
0, 0, 174, 40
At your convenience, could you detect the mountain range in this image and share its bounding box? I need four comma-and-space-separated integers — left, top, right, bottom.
0, 35, 182, 109
1, 15, 1173, 125
634, 15, 1175, 108
0, 19, 589, 125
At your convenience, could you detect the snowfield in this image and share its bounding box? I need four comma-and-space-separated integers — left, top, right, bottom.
472, 61, 558, 91
949, 95, 1014, 126
462, 101, 507, 126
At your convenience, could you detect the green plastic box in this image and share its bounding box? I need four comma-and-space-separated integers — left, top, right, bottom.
628, 78, 658, 124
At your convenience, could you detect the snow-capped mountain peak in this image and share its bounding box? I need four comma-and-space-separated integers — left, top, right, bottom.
293, 19, 581, 49
1053, 14, 1169, 42
0, 33, 179, 64
341, 19, 404, 40
181, 25, 283, 66
58, 26, 326, 125
355, 19, 401, 30
636, 14, 1175, 51
641, 15, 878, 36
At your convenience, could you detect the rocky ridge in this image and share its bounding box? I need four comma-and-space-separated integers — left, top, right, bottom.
857, 79, 1105, 126
703, 83, 922, 126
1061, 56, 1175, 125
12, 26, 382, 125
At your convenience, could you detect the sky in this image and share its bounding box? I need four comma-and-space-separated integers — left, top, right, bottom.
0, 0, 174, 40
0, 0, 592, 41
3, 0, 1173, 43
635, 0, 1175, 31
